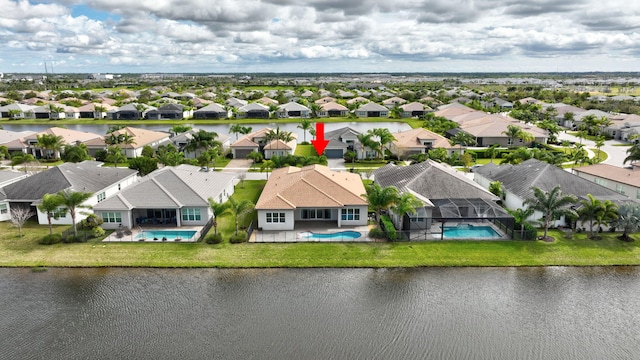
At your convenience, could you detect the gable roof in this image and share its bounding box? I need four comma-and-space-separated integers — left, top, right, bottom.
23, 127, 102, 145
324, 126, 362, 141
0, 161, 137, 202
392, 128, 452, 150
474, 159, 632, 203
256, 165, 367, 210
93, 165, 235, 210
194, 103, 226, 112
374, 161, 497, 205
356, 102, 388, 112
573, 164, 640, 188
320, 101, 348, 111
278, 102, 310, 111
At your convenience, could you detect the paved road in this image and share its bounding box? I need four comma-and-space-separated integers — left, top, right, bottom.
556, 131, 630, 168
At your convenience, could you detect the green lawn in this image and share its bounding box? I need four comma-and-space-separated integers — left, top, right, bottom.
294, 144, 318, 157
216, 180, 265, 239
589, 148, 608, 163
474, 158, 504, 165
2, 222, 640, 267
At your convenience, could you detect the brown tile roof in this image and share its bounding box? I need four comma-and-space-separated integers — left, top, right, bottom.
24, 127, 101, 145
574, 164, 640, 188
256, 165, 367, 210
392, 128, 452, 150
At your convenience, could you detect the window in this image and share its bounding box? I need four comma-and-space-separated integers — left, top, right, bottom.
507, 138, 514, 145
341, 208, 360, 221
97, 192, 106, 203
410, 217, 425, 222
182, 208, 201, 221
616, 184, 625, 194
266, 212, 286, 223
594, 178, 608, 186
301, 209, 331, 219
637, 190, 640, 200
0, 203, 7, 215
102, 212, 121, 223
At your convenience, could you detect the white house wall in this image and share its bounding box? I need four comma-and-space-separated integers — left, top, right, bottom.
258, 209, 296, 230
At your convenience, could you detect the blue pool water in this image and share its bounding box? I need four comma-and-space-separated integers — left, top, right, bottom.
136, 230, 197, 241
442, 225, 501, 239
301, 231, 362, 240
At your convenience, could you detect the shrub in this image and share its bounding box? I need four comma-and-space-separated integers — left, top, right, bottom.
369, 227, 386, 239
229, 231, 248, 244
380, 215, 398, 241
94, 150, 107, 162
39, 234, 62, 245
206, 233, 223, 244
80, 214, 104, 230
91, 227, 106, 239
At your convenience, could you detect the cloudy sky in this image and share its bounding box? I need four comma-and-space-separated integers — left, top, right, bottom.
1, 0, 640, 74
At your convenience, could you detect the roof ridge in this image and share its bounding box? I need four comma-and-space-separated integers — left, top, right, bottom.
150, 176, 183, 206
300, 177, 344, 206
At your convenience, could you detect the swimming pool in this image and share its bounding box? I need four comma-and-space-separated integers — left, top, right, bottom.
136, 230, 197, 241
442, 225, 502, 239
300, 231, 362, 240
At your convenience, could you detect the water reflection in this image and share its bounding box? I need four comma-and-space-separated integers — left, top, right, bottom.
1, 267, 639, 360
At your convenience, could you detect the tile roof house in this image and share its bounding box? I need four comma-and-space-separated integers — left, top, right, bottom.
145, 103, 191, 120
230, 127, 296, 159
400, 102, 430, 118
83, 127, 171, 158
382, 96, 407, 108
473, 159, 635, 227
0, 103, 37, 119
573, 164, 640, 201
318, 101, 349, 118
355, 102, 389, 118
236, 102, 270, 119
374, 161, 510, 238
322, 126, 376, 159
15, 127, 102, 159
276, 102, 310, 118
110, 103, 155, 120
77, 103, 116, 119
193, 103, 229, 119
0, 129, 36, 149
389, 128, 455, 159
314, 96, 337, 104
452, 114, 549, 147
255, 165, 368, 230
170, 129, 231, 159
93, 164, 235, 230
607, 113, 640, 141
0, 161, 138, 225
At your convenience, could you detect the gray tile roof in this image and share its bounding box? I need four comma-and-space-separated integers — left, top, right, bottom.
474, 159, 633, 203
0, 161, 137, 201
373, 161, 497, 204
93, 165, 235, 211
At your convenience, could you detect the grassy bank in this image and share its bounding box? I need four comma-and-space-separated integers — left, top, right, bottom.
1, 221, 639, 267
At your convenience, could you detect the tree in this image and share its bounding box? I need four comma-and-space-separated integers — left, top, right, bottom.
297, 118, 313, 143
62, 144, 90, 163
523, 185, 578, 241
488, 181, 504, 199
36, 133, 65, 160
578, 194, 607, 238
449, 131, 476, 154
128, 156, 158, 176
390, 192, 423, 235
38, 193, 64, 235
370, 128, 395, 160
502, 124, 525, 146
10, 206, 35, 237
356, 133, 374, 160
485, 144, 500, 163
507, 207, 535, 239
226, 197, 255, 235
612, 203, 640, 242
362, 183, 399, 223
57, 190, 93, 238
171, 124, 192, 135
207, 199, 228, 235
229, 124, 244, 140
105, 145, 126, 168
261, 159, 274, 179
246, 150, 263, 169
623, 143, 640, 166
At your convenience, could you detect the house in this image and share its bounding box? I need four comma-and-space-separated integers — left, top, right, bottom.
473, 159, 633, 227
276, 102, 310, 118
111, 103, 155, 120
389, 128, 455, 159
0, 161, 138, 225
255, 165, 368, 231
230, 127, 271, 158
93, 164, 235, 230
315, 96, 337, 104
257, 97, 279, 106
193, 103, 229, 119
225, 97, 248, 108
451, 115, 549, 147
382, 96, 407, 108
400, 102, 430, 118
322, 127, 375, 159
373, 161, 511, 238
77, 103, 115, 119
0, 129, 36, 150
346, 96, 370, 105
170, 129, 231, 159
318, 102, 349, 118
236, 102, 270, 119
84, 127, 171, 158
0, 171, 29, 221
0, 103, 37, 118
573, 164, 640, 200
145, 104, 190, 120
18, 127, 102, 159
606, 113, 640, 141
355, 102, 389, 118
482, 97, 513, 110
263, 136, 297, 158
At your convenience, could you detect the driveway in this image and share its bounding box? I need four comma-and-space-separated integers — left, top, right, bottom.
556, 131, 630, 167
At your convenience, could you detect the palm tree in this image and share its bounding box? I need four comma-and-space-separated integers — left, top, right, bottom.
186, 130, 219, 157
362, 183, 399, 223
370, 128, 395, 161
356, 133, 374, 160
309, 103, 321, 118
485, 144, 500, 163
594, 136, 605, 163
226, 197, 255, 235
105, 146, 126, 168
297, 118, 313, 143
612, 203, 640, 242
523, 185, 578, 241
94, 104, 106, 119
507, 207, 535, 239
230, 124, 244, 140
623, 143, 640, 166
578, 194, 607, 238
391, 192, 422, 235
37, 193, 63, 235
36, 133, 65, 160
62, 144, 90, 163
596, 199, 618, 236
246, 150, 263, 169
449, 131, 476, 155
260, 159, 274, 179
501, 124, 523, 146
207, 199, 228, 235
57, 189, 93, 238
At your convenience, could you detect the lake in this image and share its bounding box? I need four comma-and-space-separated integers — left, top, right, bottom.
1, 122, 412, 142
1, 267, 639, 360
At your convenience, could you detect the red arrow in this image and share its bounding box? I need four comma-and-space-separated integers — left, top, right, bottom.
310, 122, 329, 155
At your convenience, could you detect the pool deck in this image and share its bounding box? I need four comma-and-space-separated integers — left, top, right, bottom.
102, 225, 204, 243
251, 222, 377, 243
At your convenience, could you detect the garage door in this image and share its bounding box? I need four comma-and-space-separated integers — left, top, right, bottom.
235, 149, 254, 159
324, 149, 344, 158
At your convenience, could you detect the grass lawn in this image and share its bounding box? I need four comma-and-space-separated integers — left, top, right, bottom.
294, 144, 319, 157
589, 148, 608, 162
216, 180, 265, 240
474, 158, 504, 165
3, 217, 640, 267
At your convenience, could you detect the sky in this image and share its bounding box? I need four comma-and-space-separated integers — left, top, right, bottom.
1, 0, 640, 74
